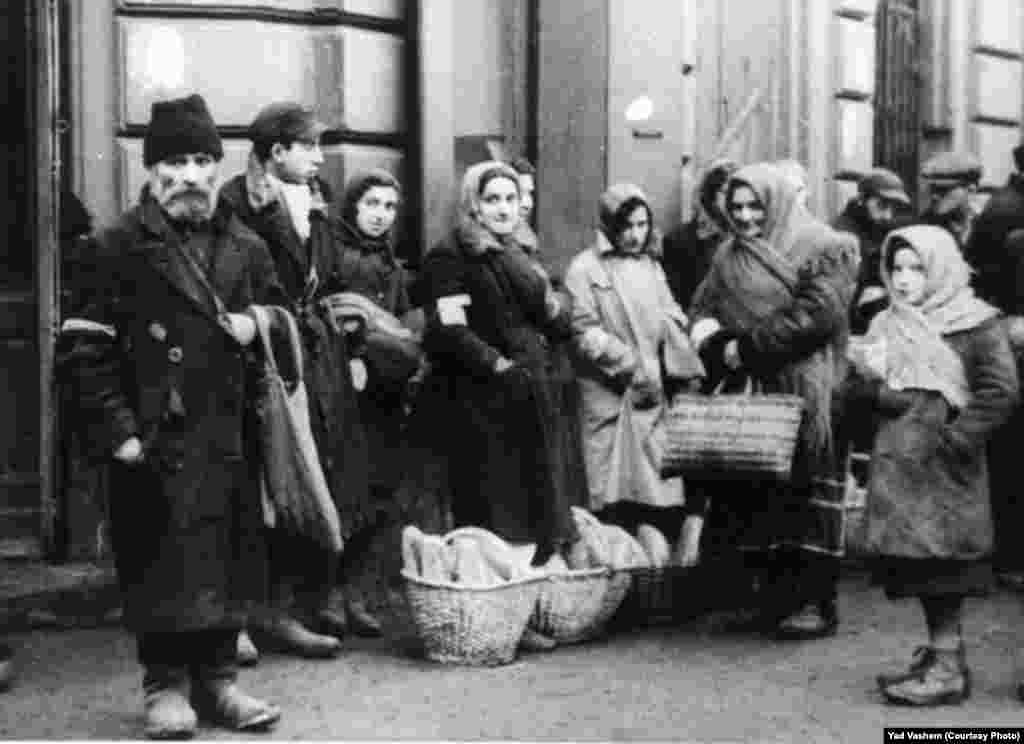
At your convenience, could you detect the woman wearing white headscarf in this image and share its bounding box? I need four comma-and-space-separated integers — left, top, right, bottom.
845, 224, 1018, 706
416, 161, 582, 562
690, 162, 859, 639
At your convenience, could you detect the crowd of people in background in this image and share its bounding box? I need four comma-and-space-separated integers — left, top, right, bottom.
4, 89, 1024, 736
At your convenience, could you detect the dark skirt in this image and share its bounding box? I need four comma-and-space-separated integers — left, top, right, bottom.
873, 558, 993, 599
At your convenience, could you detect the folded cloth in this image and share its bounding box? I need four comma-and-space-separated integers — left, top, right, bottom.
320, 291, 415, 340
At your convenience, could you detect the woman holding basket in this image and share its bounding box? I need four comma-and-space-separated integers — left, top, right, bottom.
565, 183, 706, 564
689, 162, 859, 640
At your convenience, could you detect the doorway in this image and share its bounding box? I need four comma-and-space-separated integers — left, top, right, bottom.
0, 0, 61, 558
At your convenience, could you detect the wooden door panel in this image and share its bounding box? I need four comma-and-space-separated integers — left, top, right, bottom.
874, 0, 920, 201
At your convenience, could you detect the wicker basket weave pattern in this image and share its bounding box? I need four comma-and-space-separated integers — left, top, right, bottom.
529, 568, 630, 644
652, 392, 804, 480
402, 570, 544, 666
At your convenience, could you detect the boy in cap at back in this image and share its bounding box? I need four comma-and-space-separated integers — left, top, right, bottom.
833, 167, 912, 334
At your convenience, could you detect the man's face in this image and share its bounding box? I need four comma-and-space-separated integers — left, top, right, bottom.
150, 153, 218, 222
270, 139, 324, 184
864, 195, 895, 226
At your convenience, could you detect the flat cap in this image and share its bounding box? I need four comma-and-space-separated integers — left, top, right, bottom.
249, 102, 328, 147
920, 151, 983, 186
858, 167, 910, 206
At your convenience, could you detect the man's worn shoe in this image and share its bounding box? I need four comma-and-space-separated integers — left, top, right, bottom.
882, 649, 970, 706
192, 682, 281, 732
144, 686, 197, 740
313, 608, 348, 641
774, 602, 838, 641
345, 600, 383, 638
257, 616, 342, 658
236, 630, 259, 667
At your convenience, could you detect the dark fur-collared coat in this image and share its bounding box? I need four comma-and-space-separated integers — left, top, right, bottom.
62, 195, 285, 633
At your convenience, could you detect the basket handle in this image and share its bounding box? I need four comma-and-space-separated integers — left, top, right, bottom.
709, 374, 758, 396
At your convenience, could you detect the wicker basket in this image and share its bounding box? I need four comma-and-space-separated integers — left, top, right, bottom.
648, 386, 804, 482
402, 570, 544, 666
529, 568, 631, 644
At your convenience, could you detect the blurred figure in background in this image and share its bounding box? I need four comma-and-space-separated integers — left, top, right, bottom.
833, 168, 912, 335
662, 158, 739, 308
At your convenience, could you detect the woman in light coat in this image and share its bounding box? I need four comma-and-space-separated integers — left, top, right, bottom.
566, 184, 705, 563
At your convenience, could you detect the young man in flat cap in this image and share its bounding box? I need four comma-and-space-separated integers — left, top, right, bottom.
219, 102, 380, 657
919, 150, 984, 248
833, 167, 912, 334
62, 93, 284, 739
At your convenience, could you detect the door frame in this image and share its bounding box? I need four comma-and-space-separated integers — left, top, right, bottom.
32, 0, 61, 556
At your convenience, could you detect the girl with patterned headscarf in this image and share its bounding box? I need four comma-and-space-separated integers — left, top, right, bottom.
416, 161, 584, 564
846, 224, 1018, 706
689, 162, 860, 641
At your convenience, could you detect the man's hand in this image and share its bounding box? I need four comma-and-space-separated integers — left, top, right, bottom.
494, 356, 515, 374
226, 313, 257, 346
113, 436, 144, 464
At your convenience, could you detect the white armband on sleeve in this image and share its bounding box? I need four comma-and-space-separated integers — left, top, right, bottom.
60, 318, 117, 338
437, 294, 471, 326
690, 318, 721, 350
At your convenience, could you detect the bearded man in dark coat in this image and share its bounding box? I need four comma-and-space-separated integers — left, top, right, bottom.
62, 94, 284, 739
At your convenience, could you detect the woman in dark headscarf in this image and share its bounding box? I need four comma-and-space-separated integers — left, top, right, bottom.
662, 159, 739, 308
326, 168, 419, 636
417, 161, 582, 563
690, 162, 859, 639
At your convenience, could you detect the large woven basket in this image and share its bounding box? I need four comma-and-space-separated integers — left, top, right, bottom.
648, 388, 804, 481
529, 568, 631, 644
402, 570, 544, 666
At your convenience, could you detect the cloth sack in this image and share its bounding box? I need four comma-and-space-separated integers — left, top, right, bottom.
645, 378, 804, 482
252, 305, 344, 553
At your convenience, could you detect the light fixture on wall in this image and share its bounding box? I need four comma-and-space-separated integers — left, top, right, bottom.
138, 26, 187, 96
625, 95, 663, 140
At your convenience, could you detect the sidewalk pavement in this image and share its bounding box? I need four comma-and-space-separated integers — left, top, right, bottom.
0, 560, 119, 631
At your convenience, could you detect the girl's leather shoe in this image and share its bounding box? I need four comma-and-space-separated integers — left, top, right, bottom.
882, 649, 970, 706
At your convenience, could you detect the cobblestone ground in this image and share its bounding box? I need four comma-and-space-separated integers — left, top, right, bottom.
2, 572, 1023, 742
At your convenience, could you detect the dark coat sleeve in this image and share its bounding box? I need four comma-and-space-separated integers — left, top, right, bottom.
420, 244, 502, 378
943, 318, 1020, 456
61, 228, 139, 457
737, 236, 858, 375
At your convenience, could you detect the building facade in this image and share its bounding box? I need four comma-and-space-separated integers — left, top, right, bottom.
3, 0, 1023, 560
